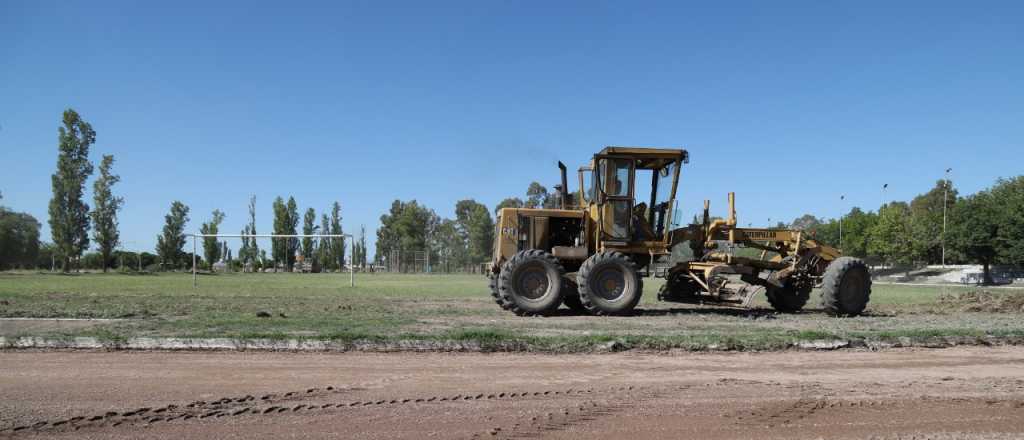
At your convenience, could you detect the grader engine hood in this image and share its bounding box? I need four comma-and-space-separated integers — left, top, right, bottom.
492, 208, 586, 270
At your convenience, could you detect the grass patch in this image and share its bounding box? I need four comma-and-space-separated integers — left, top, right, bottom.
2, 272, 1024, 352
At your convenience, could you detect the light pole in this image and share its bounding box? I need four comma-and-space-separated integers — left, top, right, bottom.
881, 183, 888, 210
942, 168, 952, 267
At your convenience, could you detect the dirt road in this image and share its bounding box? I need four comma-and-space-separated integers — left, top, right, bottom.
2, 347, 1023, 439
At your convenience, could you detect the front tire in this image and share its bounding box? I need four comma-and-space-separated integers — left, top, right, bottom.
765, 279, 811, 313
658, 269, 701, 303
577, 251, 643, 315
497, 250, 566, 316
820, 257, 872, 316
488, 273, 513, 310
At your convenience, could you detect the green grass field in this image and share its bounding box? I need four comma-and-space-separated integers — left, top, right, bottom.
1, 271, 1023, 351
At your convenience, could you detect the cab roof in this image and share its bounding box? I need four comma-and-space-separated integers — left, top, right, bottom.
596, 146, 689, 169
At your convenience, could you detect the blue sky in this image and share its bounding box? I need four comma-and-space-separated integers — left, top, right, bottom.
1, 1, 1022, 258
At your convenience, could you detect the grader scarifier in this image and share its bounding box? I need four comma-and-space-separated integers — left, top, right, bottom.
488, 147, 871, 316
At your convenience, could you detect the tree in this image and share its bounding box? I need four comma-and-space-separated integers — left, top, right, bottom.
528, 182, 552, 209
89, 154, 123, 272
375, 200, 435, 270
839, 208, 878, 260
286, 197, 299, 270
789, 214, 822, 232
318, 213, 332, 271
156, 201, 190, 270
495, 197, 524, 215
239, 195, 258, 267
990, 176, 1024, 266
328, 202, 344, 270
200, 210, 226, 269
909, 179, 958, 264
272, 196, 300, 271
868, 202, 913, 268
302, 207, 317, 260
0, 207, 41, 270
48, 109, 95, 271
271, 197, 287, 270
807, 208, 878, 260
432, 218, 466, 271
358, 225, 367, 268
950, 191, 1000, 284
36, 242, 57, 270
455, 199, 494, 264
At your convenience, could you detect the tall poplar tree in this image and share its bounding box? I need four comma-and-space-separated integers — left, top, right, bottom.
302, 207, 317, 260
48, 109, 95, 271
90, 154, 123, 272
200, 210, 225, 269
329, 201, 344, 269
156, 201, 190, 269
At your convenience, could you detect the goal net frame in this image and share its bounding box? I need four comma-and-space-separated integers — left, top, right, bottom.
190, 233, 355, 287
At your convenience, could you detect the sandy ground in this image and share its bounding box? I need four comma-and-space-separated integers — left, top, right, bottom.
1, 347, 1023, 439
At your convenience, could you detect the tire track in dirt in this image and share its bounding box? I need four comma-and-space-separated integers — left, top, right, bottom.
729, 393, 1024, 430
480, 379, 776, 439
727, 380, 902, 429
1, 383, 645, 436
469, 385, 660, 440
0, 373, 421, 435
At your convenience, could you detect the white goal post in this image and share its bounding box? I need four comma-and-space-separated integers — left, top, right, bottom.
191, 233, 355, 288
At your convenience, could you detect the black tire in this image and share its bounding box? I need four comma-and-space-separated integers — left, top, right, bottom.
765, 280, 811, 313
497, 250, 566, 316
577, 251, 643, 315
488, 272, 513, 310
561, 280, 588, 314
657, 270, 701, 303
820, 256, 872, 316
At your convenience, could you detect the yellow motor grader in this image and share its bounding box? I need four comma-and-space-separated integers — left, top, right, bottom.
488, 146, 871, 316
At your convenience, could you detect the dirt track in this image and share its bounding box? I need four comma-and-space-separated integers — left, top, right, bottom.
2, 347, 1023, 439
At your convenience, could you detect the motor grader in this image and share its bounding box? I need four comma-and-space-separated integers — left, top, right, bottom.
487, 146, 871, 316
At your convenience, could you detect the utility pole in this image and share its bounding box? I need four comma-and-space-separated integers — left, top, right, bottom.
942, 168, 952, 267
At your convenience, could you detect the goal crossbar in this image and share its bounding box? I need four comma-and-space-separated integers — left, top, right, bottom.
191, 233, 355, 288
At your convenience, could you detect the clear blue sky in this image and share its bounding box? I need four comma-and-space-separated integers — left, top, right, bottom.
2, 1, 1022, 259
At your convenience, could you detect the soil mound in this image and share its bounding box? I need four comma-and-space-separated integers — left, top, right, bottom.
938, 290, 1024, 313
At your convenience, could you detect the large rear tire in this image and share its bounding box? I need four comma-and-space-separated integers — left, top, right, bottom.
820, 257, 872, 316
497, 250, 566, 316
577, 251, 643, 316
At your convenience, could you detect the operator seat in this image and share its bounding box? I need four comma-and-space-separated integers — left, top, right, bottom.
632, 202, 656, 241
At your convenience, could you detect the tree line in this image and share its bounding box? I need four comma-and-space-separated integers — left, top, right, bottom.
772, 178, 1024, 283
1, 109, 1022, 279
153, 196, 358, 273
374, 199, 494, 272
0, 108, 362, 273
374, 181, 557, 272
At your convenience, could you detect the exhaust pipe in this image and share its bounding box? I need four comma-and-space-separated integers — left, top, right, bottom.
558, 161, 569, 209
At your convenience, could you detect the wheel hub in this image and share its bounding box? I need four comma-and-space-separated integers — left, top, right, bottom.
593, 267, 625, 301
517, 266, 549, 300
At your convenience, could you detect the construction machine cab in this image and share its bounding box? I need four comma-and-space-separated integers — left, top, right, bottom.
584, 147, 688, 246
